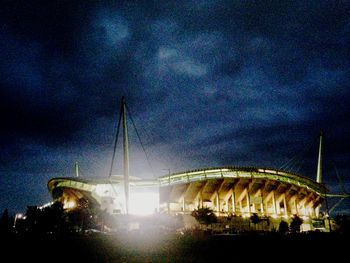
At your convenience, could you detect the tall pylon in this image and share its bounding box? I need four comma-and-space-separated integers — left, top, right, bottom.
75, 161, 80, 177
316, 132, 323, 183
122, 97, 130, 215
108, 96, 130, 215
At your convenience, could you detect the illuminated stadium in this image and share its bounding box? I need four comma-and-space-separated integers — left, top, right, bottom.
48, 164, 340, 232
48, 165, 327, 227
47, 99, 348, 232
158, 166, 326, 218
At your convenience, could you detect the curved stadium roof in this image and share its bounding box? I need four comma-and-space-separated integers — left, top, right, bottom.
158, 166, 327, 196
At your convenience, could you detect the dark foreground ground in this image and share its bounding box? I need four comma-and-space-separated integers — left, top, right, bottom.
2, 231, 350, 262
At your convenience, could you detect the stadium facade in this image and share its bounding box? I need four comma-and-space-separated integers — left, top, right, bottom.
47, 165, 330, 231
47, 99, 345, 232
48, 166, 326, 218
158, 167, 326, 218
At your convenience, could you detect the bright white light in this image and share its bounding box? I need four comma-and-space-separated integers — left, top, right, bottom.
63, 200, 76, 209
302, 215, 309, 221
16, 213, 23, 219
129, 192, 159, 216
39, 201, 54, 210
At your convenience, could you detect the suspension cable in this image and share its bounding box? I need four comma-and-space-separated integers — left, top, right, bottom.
331, 158, 348, 194
108, 101, 123, 178
279, 141, 314, 172
126, 104, 156, 178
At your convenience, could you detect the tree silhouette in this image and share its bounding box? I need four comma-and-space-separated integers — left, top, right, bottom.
23, 202, 65, 234
25, 206, 41, 233
65, 198, 97, 232
191, 207, 217, 225
334, 214, 350, 233
278, 220, 289, 234
45, 201, 65, 233
0, 209, 13, 233
250, 213, 260, 230
290, 215, 303, 233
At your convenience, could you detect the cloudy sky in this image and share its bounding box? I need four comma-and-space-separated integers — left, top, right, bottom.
0, 0, 349, 214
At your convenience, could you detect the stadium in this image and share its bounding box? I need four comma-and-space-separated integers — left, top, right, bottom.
47, 99, 346, 232
158, 166, 326, 218
48, 164, 332, 231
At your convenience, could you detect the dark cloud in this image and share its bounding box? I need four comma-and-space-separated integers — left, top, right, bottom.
0, 0, 349, 214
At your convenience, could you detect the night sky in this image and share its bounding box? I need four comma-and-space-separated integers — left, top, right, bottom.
0, 1, 349, 215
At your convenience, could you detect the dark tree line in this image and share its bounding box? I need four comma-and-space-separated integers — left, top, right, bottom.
0, 209, 14, 234
334, 214, 350, 233
190, 208, 308, 234
7, 199, 109, 235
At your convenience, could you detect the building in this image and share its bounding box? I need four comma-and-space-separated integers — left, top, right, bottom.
48, 165, 330, 231
47, 100, 346, 231
159, 166, 330, 231
158, 166, 326, 219
48, 176, 158, 215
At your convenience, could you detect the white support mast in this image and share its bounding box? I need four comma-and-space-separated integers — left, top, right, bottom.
122, 97, 130, 215
316, 132, 323, 183
75, 161, 80, 177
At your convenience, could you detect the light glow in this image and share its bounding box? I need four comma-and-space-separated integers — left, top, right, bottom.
302, 215, 309, 221
39, 201, 54, 210
63, 200, 76, 209
129, 192, 159, 216
16, 213, 23, 219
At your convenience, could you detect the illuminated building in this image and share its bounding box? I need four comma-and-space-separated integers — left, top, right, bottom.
48, 176, 158, 215
47, 100, 348, 231
159, 167, 325, 218
47, 164, 339, 231
158, 166, 327, 231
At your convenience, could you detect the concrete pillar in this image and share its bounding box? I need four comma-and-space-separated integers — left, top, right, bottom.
302, 205, 306, 216
306, 200, 314, 217
311, 207, 315, 217
260, 191, 264, 214
283, 195, 288, 217
276, 200, 281, 215
231, 191, 236, 213
288, 195, 296, 214
252, 203, 256, 213
272, 191, 277, 216
315, 205, 320, 218
216, 191, 220, 213
200, 191, 204, 208
196, 191, 202, 209
260, 202, 264, 215
246, 189, 251, 215
264, 190, 274, 215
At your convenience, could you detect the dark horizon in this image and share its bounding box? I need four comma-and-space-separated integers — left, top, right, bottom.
0, 1, 349, 215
